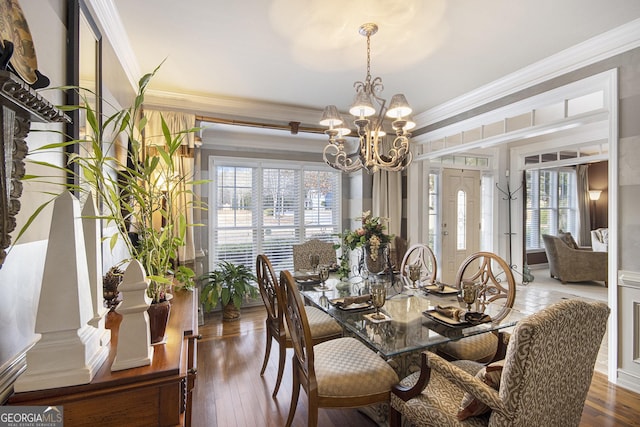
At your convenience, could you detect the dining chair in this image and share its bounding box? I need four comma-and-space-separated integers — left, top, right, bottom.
255, 254, 342, 398
280, 270, 400, 427
437, 252, 516, 363
400, 243, 437, 285
390, 299, 610, 427
292, 239, 337, 271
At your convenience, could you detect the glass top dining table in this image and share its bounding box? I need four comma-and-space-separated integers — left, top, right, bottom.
298, 274, 523, 360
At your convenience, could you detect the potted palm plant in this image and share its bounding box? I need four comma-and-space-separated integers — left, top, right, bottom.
200, 261, 258, 322
22, 65, 205, 342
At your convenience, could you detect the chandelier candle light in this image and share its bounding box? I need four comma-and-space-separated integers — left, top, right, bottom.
321, 23, 414, 174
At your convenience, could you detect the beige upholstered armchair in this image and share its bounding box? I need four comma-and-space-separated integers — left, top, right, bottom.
542, 234, 608, 286
390, 299, 610, 427
591, 228, 609, 252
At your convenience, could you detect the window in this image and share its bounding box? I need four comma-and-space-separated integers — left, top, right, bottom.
210, 158, 341, 273
456, 190, 467, 250
427, 172, 439, 250
525, 168, 578, 250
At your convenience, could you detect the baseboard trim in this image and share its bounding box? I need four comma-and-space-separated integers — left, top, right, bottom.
616, 369, 640, 394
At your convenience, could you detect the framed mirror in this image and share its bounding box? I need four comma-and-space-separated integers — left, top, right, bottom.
66, 0, 102, 187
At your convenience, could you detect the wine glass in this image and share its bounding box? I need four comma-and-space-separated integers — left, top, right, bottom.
408, 264, 421, 289
318, 265, 330, 291
309, 254, 320, 273
461, 281, 478, 311
370, 282, 387, 320
319, 290, 329, 309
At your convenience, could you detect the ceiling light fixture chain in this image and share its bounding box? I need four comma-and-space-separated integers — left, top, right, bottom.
321, 22, 415, 174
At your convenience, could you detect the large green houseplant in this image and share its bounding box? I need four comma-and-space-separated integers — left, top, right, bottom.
23, 64, 205, 304
200, 261, 258, 322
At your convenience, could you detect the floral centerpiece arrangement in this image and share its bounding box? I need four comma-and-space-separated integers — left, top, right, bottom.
336, 211, 393, 277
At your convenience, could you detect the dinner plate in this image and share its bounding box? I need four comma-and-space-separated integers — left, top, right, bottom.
423, 283, 459, 295
329, 298, 372, 311
422, 309, 469, 327
0, 0, 38, 84
294, 273, 321, 286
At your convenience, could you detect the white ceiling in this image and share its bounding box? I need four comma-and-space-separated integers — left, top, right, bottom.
108, 0, 640, 128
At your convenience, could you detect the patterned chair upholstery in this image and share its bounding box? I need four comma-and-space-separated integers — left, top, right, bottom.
400, 243, 437, 285
256, 255, 342, 398
542, 234, 608, 286
437, 252, 516, 363
390, 299, 610, 427
280, 270, 399, 427
292, 239, 337, 271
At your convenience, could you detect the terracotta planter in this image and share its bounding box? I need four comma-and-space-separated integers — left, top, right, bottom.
222, 302, 241, 322
148, 299, 171, 344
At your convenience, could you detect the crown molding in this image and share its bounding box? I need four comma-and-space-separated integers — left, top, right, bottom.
144, 89, 324, 126
92, 3, 639, 130
86, 0, 140, 92
414, 18, 640, 128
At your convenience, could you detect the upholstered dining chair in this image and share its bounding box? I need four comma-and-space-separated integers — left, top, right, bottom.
255, 255, 342, 398
292, 239, 337, 271
437, 252, 516, 363
400, 243, 437, 285
280, 270, 400, 427
390, 299, 610, 427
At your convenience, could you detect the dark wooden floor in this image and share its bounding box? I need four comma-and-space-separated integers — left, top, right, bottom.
191, 306, 640, 427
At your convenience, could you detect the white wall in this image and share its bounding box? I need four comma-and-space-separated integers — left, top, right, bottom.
0, 0, 67, 400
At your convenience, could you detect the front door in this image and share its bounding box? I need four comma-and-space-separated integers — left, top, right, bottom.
441, 169, 481, 283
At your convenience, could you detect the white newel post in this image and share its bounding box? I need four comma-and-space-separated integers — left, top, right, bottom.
14, 192, 106, 392
111, 260, 153, 371
82, 192, 111, 348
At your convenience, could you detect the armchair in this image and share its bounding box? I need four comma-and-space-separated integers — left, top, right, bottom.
390, 299, 610, 427
542, 234, 608, 286
591, 228, 609, 252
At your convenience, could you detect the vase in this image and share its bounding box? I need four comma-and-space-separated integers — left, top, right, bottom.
223, 302, 241, 322
365, 245, 387, 274
336, 279, 351, 292
147, 299, 171, 344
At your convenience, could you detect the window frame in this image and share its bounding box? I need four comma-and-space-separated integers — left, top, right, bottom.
208, 156, 342, 272
525, 167, 578, 250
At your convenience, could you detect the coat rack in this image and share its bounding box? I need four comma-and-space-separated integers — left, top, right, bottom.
496, 178, 534, 284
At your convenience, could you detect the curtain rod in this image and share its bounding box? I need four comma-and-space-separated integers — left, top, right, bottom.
195, 115, 326, 135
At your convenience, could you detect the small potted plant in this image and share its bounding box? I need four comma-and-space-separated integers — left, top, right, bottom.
200, 261, 258, 322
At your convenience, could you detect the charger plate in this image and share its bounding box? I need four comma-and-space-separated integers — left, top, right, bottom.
0, 0, 38, 84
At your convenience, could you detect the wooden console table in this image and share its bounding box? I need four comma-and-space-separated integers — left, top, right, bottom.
7, 289, 199, 427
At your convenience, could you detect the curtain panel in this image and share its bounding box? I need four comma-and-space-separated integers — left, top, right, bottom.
577, 164, 591, 246
143, 109, 196, 262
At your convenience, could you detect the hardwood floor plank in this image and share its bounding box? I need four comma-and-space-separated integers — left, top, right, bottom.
192, 305, 640, 427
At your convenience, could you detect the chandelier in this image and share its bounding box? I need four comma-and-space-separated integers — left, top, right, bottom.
321, 23, 414, 174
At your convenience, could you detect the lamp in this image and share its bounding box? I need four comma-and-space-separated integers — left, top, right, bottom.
321, 23, 413, 174
588, 190, 601, 229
